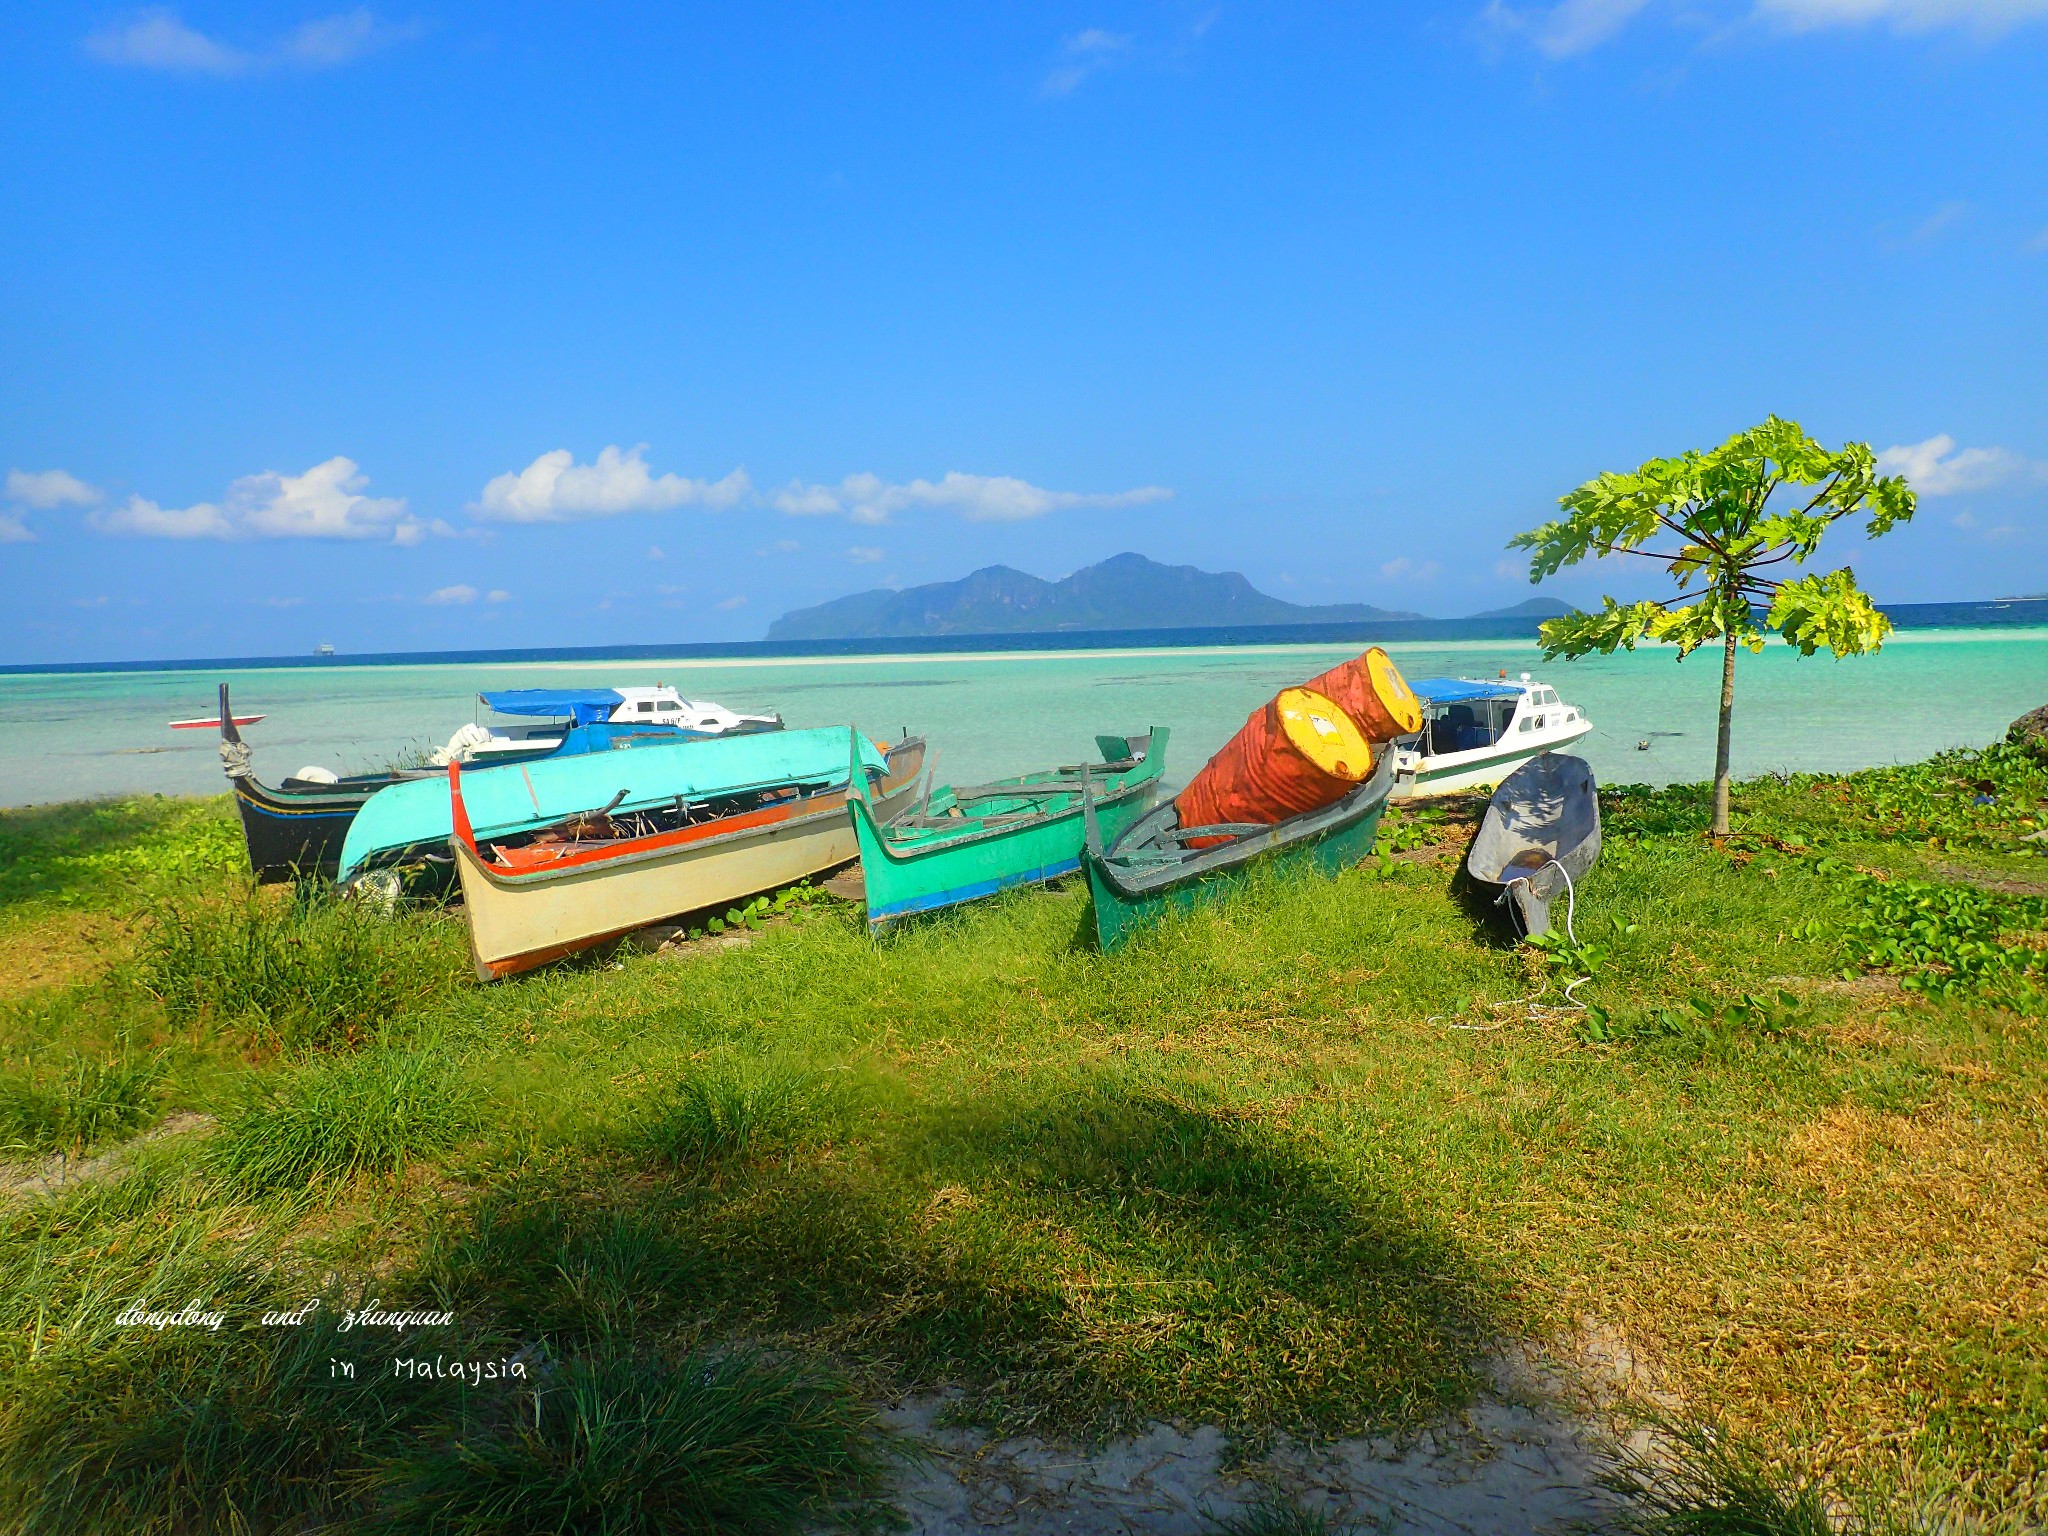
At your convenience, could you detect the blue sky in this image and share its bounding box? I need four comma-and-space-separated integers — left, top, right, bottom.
2, 1, 2045, 663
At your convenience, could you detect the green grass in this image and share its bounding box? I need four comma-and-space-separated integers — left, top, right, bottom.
0, 797, 243, 919
0, 743, 2043, 1530
1583, 1416, 2006, 1536
209, 1044, 477, 1192
1210, 1500, 1386, 1536
362, 1348, 900, 1535
0, 1052, 164, 1156
1592, 1420, 1837, 1536
2, 1292, 438, 1536
139, 879, 468, 1049
635, 1057, 835, 1170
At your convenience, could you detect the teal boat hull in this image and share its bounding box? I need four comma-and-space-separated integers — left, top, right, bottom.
337, 726, 890, 885
851, 729, 1166, 931
1083, 750, 1396, 952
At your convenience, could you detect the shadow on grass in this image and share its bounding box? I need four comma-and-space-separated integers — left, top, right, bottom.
1446, 862, 1526, 951
420, 1068, 1497, 1441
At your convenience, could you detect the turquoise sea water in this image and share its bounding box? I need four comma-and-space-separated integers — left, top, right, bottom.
0, 630, 2042, 808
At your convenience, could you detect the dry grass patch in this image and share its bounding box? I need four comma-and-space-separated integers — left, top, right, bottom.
1577, 1095, 2048, 1508
0, 910, 130, 1003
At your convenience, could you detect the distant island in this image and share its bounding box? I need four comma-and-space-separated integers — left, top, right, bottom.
1463, 596, 1578, 621
766, 553, 1574, 641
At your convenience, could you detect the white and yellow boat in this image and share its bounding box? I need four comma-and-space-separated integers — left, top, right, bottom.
1391, 675, 1592, 800
449, 734, 925, 980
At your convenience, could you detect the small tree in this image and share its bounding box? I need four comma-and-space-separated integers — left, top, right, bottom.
1509, 416, 1917, 838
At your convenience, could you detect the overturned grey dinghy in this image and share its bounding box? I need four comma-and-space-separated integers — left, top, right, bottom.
1466, 752, 1600, 938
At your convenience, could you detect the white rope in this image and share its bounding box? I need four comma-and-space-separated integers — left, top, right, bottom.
1432, 857, 1590, 1031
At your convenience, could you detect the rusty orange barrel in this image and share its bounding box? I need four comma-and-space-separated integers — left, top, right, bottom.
1303, 648, 1422, 742
1175, 686, 1375, 847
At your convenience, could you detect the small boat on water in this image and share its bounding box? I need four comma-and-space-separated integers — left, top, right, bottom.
216, 683, 780, 883
172, 710, 265, 730
850, 729, 1168, 931
338, 724, 903, 892
1465, 752, 1601, 937
451, 735, 927, 980
1083, 749, 1398, 953
435, 687, 781, 765
1391, 674, 1592, 800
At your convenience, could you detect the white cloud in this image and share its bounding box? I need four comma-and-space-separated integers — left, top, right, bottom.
769, 482, 843, 516
277, 9, 416, 67
87, 9, 248, 73
1380, 556, 1443, 582
761, 538, 801, 555
0, 513, 32, 544
846, 545, 885, 564
1876, 433, 2045, 495
1042, 27, 1132, 94
486, 588, 511, 603
774, 471, 1171, 526
1755, 0, 2048, 34
1906, 199, 1969, 244
92, 457, 420, 542
233, 458, 412, 538
85, 7, 416, 76
426, 584, 478, 605
716, 593, 748, 611
1481, 0, 1653, 57
94, 496, 235, 538
474, 446, 751, 523
6, 468, 102, 509
1483, 0, 2048, 54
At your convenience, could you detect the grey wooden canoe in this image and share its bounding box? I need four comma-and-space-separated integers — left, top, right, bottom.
1465, 752, 1600, 938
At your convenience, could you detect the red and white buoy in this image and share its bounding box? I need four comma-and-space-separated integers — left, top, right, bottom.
168, 713, 265, 730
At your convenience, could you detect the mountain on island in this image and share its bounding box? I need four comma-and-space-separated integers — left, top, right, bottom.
1462, 596, 1578, 620
766, 553, 1429, 640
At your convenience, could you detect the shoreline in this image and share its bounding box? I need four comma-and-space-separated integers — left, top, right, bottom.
2, 599, 2043, 679
3, 620, 2044, 684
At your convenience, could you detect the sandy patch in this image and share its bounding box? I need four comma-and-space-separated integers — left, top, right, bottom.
1930, 862, 2048, 897
882, 1354, 1624, 1535
0, 1111, 213, 1200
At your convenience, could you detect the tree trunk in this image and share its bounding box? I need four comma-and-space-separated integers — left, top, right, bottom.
1712, 624, 1737, 840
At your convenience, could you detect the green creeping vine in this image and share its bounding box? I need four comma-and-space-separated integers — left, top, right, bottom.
689, 881, 832, 940
1580, 989, 1807, 1046
1781, 741, 2048, 856
1822, 859, 2048, 1009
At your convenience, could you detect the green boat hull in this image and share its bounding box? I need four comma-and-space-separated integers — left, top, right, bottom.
1083, 750, 1396, 953
851, 729, 1167, 931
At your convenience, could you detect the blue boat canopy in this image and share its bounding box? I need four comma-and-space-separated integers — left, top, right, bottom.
479, 688, 623, 727
1408, 677, 1524, 705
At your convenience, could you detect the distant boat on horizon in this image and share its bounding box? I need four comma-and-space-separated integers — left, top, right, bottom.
315, 642, 336, 657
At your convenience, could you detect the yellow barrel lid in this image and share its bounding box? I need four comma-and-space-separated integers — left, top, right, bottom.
1366, 649, 1424, 735
1275, 687, 1375, 782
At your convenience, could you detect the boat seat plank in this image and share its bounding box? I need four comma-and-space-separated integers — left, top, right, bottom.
1160, 823, 1270, 842
894, 811, 1047, 830
946, 782, 1077, 803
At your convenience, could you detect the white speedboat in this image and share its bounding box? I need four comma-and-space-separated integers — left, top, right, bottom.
432, 686, 783, 765
1391, 674, 1592, 800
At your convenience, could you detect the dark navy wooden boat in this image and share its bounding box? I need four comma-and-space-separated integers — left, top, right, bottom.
216, 685, 425, 883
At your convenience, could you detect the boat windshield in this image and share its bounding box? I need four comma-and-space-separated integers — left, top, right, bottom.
1421, 697, 1516, 755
